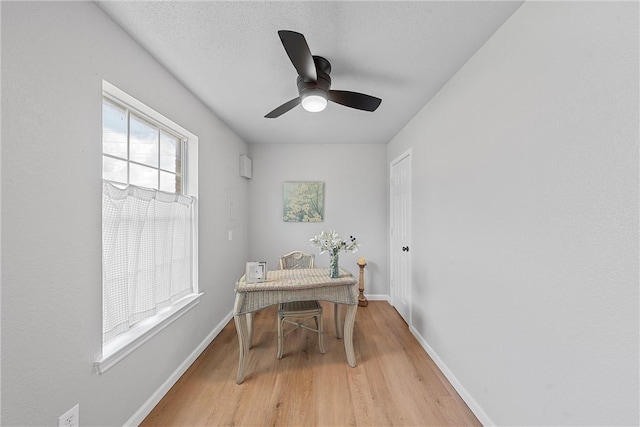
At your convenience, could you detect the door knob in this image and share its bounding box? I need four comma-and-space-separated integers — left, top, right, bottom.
402, 246, 409, 252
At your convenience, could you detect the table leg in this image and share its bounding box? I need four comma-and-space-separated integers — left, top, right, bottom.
247, 312, 253, 348
343, 304, 358, 367
334, 303, 343, 339
234, 313, 250, 384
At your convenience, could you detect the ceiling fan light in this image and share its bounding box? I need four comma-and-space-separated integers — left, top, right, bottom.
301, 91, 327, 112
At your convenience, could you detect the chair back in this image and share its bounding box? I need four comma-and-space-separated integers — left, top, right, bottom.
280, 251, 315, 269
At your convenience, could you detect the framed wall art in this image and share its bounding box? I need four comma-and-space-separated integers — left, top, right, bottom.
283, 181, 324, 222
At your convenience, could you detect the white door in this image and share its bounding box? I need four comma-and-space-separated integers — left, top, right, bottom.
390, 151, 411, 324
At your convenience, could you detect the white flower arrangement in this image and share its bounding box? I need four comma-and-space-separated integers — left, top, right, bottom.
310, 230, 359, 255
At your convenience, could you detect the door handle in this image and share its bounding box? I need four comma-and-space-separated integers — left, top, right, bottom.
402, 246, 409, 252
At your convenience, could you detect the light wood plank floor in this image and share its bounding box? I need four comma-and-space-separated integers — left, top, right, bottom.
141, 301, 480, 426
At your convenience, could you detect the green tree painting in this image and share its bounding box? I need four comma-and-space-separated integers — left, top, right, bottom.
283, 182, 324, 222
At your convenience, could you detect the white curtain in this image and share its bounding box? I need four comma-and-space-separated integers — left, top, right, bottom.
102, 181, 195, 342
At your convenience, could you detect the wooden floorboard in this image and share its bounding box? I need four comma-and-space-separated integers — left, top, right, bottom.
141, 301, 481, 426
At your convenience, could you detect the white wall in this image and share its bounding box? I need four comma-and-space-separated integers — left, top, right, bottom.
4, 1, 638, 426
388, 2, 639, 425
1, 2, 249, 425
248, 143, 388, 297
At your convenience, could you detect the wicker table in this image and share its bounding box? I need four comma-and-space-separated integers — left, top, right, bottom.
234, 267, 358, 384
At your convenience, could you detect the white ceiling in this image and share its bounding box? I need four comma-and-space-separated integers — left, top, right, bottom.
97, 1, 522, 145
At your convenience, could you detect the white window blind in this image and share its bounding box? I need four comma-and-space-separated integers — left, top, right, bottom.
102, 181, 195, 342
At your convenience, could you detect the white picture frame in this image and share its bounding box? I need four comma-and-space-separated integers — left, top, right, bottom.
245, 261, 267, 283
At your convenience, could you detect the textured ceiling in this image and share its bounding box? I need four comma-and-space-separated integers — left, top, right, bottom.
97, 1, 522, 145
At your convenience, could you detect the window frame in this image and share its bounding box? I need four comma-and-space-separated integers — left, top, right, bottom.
102, 94, 186, 194
95, 81, 201, 374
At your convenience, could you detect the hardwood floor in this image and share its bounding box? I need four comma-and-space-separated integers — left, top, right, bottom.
141, 301, 481, 426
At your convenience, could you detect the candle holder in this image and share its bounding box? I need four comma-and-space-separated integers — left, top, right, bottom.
357, 260, 368, 307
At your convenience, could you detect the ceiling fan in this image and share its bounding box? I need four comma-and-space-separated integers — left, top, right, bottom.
265, 30, 382, 118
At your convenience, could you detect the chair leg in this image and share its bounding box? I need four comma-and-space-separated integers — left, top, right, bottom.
247, 312, 253, 349
318, 313, 325, 354
277, 315, 284, 359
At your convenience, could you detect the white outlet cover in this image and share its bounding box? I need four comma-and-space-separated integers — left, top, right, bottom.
58, 404, 79, 427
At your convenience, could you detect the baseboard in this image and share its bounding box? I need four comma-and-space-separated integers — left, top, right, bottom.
409, 325, 494, 427
364, 293, 389, 302
124, 310, 234, 426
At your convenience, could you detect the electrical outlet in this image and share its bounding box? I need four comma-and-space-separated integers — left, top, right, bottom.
58, 404, 79, 427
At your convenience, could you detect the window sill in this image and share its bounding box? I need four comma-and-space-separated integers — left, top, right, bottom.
94, 292, 203, 374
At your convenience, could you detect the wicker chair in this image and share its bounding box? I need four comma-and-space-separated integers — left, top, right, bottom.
279, 250, 315, 269
277, 251, 325, 359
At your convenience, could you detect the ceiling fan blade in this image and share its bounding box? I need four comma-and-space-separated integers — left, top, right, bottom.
278, 30, 317, 82
265, 97, 301, 118
328, 90, 382, 112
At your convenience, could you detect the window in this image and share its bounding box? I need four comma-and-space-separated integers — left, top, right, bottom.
102, 96, 184, 193
96, 81, 201, 374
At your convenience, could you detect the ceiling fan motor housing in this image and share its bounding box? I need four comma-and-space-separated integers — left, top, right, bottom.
297, 55, 332, 98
